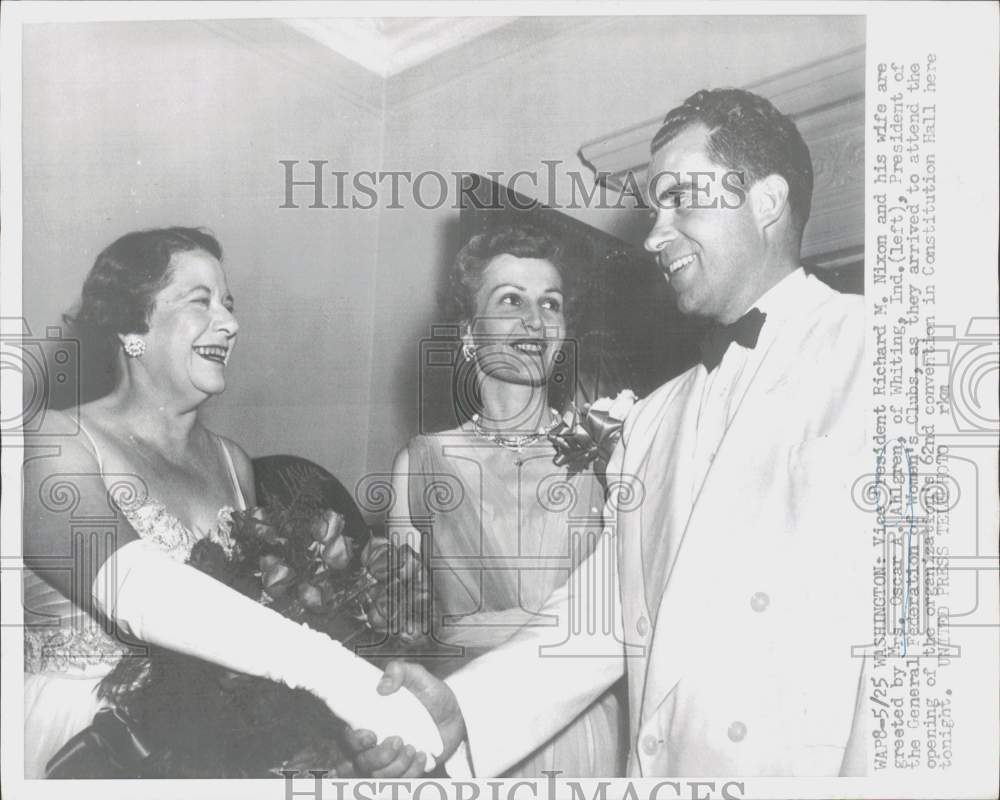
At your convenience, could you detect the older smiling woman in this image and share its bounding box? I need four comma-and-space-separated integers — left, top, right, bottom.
22, 227, 440, 778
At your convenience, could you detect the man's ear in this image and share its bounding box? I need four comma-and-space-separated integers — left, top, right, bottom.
750, 173, 790, 231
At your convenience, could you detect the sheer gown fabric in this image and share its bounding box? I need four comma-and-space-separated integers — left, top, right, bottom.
406, 434, 624, 778
22, 424, 246, 778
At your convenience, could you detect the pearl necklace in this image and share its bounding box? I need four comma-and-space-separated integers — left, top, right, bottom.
471, 411, 560, 455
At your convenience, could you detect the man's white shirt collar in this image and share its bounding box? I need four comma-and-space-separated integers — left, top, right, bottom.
743, 266, 808, 324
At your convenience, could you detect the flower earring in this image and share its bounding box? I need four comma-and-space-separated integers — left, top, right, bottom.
122, 334, 146, 359
461, 343, 477, 362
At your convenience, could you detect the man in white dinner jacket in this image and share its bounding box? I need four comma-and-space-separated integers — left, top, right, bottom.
354, 88, 871, 778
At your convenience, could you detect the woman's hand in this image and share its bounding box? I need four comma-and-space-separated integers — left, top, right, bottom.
345, 661, 466, 777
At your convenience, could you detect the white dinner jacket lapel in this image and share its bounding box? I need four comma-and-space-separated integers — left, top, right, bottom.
613, 368, 704, 730
636, 278, 835, 723
635, 368, 705, 616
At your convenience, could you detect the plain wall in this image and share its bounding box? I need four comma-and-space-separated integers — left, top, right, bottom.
22, 20, 385, 483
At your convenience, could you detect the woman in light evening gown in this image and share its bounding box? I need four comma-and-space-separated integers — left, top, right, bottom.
23, 228, 438, 778
388, 225, 625, 777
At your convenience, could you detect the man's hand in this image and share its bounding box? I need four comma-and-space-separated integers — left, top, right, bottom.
345, 660, 466, 777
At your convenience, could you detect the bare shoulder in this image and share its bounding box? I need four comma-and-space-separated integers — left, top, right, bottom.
391, 443, 410, 475
399, 427, 462, 464
22, 408, 112, 530
433, 426, 466, 437
216, 433, 252, 468
215, 433, 254, 483
389, 429, 461, 507
414, 426, 464, 440
23, 408, 102, 472
391, 430, 441, 481
73, 400, 131, 451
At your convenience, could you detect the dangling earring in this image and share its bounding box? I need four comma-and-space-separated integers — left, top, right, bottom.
122, 334, 146, 358
461, 343, 477, 362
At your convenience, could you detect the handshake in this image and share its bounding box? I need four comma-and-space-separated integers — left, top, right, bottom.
343, 661, 468, 778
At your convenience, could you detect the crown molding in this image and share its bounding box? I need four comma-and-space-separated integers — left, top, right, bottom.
578, 46, 865, 262
281, 17, 516, 78
385, 16, 605, 109
200, 19, 386, 115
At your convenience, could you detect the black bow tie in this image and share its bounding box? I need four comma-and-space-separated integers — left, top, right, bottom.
699, 308, 767, 371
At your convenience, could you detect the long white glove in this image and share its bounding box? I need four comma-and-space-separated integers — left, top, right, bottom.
92, 539, 443, 768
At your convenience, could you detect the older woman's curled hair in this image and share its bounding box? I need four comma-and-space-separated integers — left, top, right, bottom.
60, 227, 222, 399
69, 227, 223, 341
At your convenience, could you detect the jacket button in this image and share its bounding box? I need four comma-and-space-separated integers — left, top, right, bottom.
750, 592, 770, 612
728, 721, 747, 742
642, 734, 659, 755
636, 616, 650, 637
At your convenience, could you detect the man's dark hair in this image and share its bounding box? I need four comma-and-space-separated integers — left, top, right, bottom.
651, 88, 814, 236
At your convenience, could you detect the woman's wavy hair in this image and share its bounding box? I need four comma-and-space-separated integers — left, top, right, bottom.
442, 224, 581, 332
64, 227, 222, 399
68, 227, 222, 338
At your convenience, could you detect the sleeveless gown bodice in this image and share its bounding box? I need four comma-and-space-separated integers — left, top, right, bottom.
23, 426, 245, 778
406, 433, 624, 777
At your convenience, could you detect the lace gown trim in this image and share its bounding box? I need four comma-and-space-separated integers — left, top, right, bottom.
24, 500, 237, 675
118, 498, 237, 562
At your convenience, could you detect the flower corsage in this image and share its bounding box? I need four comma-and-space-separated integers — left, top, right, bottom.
548, 389, 638, 479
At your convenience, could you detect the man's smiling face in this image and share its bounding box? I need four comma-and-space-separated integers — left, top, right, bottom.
644, 123, 765, 325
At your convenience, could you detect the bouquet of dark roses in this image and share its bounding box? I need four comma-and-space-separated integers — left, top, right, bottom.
218, 498, 428, 648
71, 476, 446, 779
